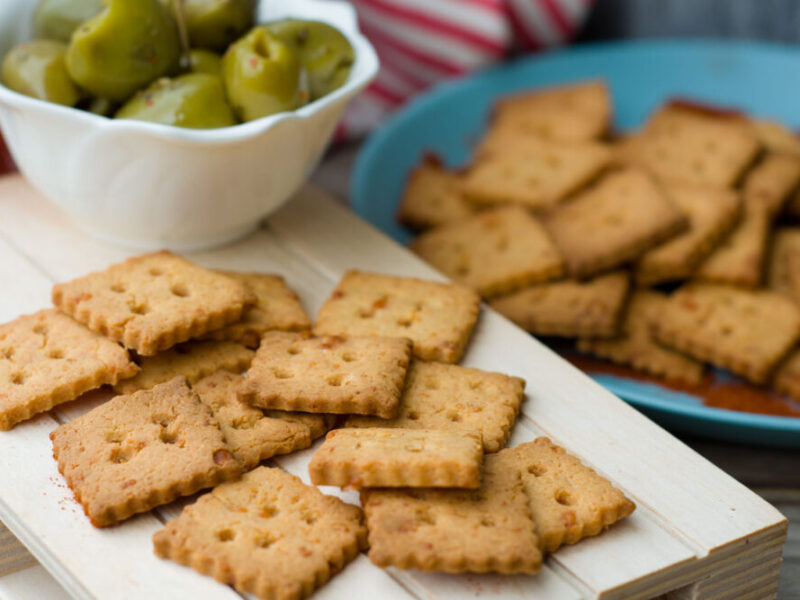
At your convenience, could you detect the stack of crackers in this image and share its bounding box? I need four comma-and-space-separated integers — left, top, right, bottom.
400, 80, 800, 400
0, 249, 636, 599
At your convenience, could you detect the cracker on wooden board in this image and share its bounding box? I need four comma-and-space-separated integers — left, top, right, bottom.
410, 206, 564, 297
308, 428, 483, 489
543, 168, 688, 278
741, 153, 800, 216
202, 271, 311, 347
0, 309, 137, 431
767, 228, 800, 304
617, 104, 761, 187
114, 340, 254, 394
578, 290, 706, 385
652, 283, 800, 384
498, 438, 636, 553
193, 371, 313, 470
239, 331, 412, 419
772, 348, 800, 402
397, 155, 475, 230
693, 202, 772, 287
488, 80, 612, 142
635, 184, 741, 285
50, 377, 242, 527
314, 270, 481, 364
750, 118, 800, 156
490, 271, 630, 339
361, 452, 541, 574
153, 466, 367, 600
52, 251, 255, 356
461, 136, 611, 212
346, 361, 524, 453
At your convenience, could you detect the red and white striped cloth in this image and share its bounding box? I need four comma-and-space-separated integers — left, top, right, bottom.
340, 0, 595, 137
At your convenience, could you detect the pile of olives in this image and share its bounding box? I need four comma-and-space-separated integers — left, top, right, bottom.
0, 0, 355, 129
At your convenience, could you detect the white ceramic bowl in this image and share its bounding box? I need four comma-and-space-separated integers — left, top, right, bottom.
0, 0, 378, 250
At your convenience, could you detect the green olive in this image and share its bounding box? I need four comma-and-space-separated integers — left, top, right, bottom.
264, 19, 353, 100
115, 72, 236, 128
65, 0, 181, 102
222, 26, 309, 122
1, 40, 81, 106
187, 49, 222, 75
183, 0, 256, 52
33, 0, 105, 43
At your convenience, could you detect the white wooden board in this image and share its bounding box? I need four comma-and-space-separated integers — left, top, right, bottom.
0, 175, 788, 599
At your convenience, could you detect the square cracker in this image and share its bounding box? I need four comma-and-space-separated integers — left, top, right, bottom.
772, 348, 800, 402
741, 153, 800, 217
652, 283, 800, 384
193, 371, 314, 470
578, 290, 705, 385
262, 410, 336, 442
619, 104, 760, 187
635, 184, 741, 285
490, 271, 630, 338
750, 118, 800, 156
693, 203, 771, 287
397, 156, 476, 230
239, 331, 412, 419
153, 466, 367, 600
50, 377, 242, 527
488, 80, 612, 142
346, 361, 524, 453
309, 428, 483, 489
767, 228, 800, 304
52, 251, 254, 356
114, 340, 254, 394
0, 309, 137, 431
410, 206, 564, 297
202, 272, 311, 347
461, 136, 611, 212
315, 270, 481, 364
361, 452, 542, 574
544, 168, 688, 278
498, 438, 636, 553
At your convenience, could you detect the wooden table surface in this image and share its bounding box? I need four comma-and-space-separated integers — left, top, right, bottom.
0, 138, 797, 598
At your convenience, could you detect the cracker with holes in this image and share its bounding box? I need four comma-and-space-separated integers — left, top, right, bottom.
490, 271, 630, 338
361, 452, 541, 574
635, 184, 741, 285
346, 361, 524, 453
618, 104, 760, 187
262, 410, 336, 441
51, 251, 254, 356
767, 228, 800, 303
202, 272, 311, 347
309, 428, 483, 489
742, 153, 800, 217
652, 284, 800, 384
694, 203, 772, 287
397, 156, 475, 230
114, 340, 254, 394
410, 206, 564, 297
239, 331, 412, 419
50, 377, 241, 527
315, 270, 480, 364
498, 437, 636, 553
0, 309, 138, 430
488, 80, 612, 142
154, 466, 366, 600
193, 371, 314, 470
461, 136, 611, 212
578, 290, 705, 384
544, 169, 688, 278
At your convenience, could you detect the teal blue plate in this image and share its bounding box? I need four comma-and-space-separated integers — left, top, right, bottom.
351, 39, 800, 447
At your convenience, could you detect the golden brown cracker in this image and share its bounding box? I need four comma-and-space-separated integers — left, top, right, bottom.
50, 377, 242, 527
308, 428, 483, 489
52, 251, 254, 356
0, 309, 137, 430
772, 348, 800, 402
239, 331, 411, 419
490, 271, 630, 338
742, 153, 800, 216
346, 361, 524, 453
397, 156, 476, 230
767, 228, 800, 303
153, 466, 367, 600
652, 283, 800, 383
315, 270, 481, 364
410, 206, 564, 297
361, 452, 542, 574
750, 118, 800, 156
